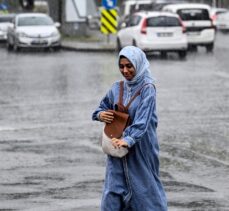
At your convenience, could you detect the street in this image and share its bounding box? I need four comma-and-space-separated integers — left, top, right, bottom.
0, 32, 229, 211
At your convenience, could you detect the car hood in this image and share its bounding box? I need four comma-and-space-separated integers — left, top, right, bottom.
16, 26, 58, 37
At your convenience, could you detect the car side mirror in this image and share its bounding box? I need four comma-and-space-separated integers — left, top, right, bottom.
120, 22, 127, 28
55, 22, 61, 28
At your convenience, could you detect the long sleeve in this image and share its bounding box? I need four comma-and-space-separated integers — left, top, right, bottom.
92, 88, 114, 121
123, 85, 157, 147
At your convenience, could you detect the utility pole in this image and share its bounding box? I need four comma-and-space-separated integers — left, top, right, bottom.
212, 0, 217, 7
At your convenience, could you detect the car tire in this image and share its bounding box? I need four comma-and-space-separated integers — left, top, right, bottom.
53, 46, 61, 51
13, 43, 20, 52
206, 43, 214, 53
160, 51, 167, 58
7, 41, 13, 51
178, 50, 187, 59
116, 38, 122, 51
188, 45, 197, 52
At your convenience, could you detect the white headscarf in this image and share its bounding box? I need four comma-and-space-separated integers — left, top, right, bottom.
118, 46, 154, 85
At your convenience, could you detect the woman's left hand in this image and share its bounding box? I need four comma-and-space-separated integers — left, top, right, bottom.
111, 138, 128, 149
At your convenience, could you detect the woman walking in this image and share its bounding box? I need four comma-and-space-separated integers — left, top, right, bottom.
92, 46, 167, 211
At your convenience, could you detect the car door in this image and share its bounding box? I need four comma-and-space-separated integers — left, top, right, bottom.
118, 15, 141, 46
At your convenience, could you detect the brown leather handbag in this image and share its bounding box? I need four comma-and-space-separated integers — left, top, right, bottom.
102, 81, 153, 157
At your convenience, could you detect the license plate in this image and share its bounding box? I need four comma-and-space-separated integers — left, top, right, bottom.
157, 32, 173, 37
31, 39, 48, 45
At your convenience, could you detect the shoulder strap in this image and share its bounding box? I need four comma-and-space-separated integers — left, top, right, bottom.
126, 83, 155, 109
118, 81, 124, 105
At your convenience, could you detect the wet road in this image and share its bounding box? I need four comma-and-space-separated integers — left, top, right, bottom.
0, 32, 229, 211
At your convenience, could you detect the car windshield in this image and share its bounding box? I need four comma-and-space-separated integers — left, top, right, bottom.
178, 9, 210, 21
18, 16, 53, 26
0, 16, 14, 23
147, 16, 181, 27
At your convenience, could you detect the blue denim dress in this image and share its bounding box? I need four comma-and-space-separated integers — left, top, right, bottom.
92, 78, 167, 211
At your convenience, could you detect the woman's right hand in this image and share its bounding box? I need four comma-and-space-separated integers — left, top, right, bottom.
99, 111, 114, 123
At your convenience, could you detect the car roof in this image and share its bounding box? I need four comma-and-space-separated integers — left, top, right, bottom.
163, 3, 211, 11
123, 0, 154, 4
134, 11, 180, 18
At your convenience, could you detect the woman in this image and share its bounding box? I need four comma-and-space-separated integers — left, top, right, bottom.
92, 46, 167, 211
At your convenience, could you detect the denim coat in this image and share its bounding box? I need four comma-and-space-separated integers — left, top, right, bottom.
92, 46, 167, 211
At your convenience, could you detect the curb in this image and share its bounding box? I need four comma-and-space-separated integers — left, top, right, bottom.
61, 45, 116, 52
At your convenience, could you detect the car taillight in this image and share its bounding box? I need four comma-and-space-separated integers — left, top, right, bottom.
211, 14, 217, 22
179, 17, 186, 33
141, 18, 147, 34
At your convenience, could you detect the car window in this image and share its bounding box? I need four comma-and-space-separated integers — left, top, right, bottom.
127, 15, 141, 27
0, 16, 14, 23
129, 4, 154, 14
215, 11, 227, 15
18, 16, 54, 26
147, 16, 181, 27
218, 11, 229, 18
178, 9, 210, 21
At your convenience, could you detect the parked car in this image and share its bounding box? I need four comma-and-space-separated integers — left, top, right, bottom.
7, 13, 61, 51
216, 11, 229, 32
163, 3, 216, 52
120, 0, 154, 19
152, 0, 188, 11
0, 13, 15, 41
117, 11, 188, 58
210, 7, 228, 27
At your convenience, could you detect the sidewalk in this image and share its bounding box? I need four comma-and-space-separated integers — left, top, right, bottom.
61, 34, 117, 52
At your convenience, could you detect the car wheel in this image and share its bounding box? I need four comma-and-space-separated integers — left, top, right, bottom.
116, 38, 122, 51
188, 45, 197, 52
178, 50, 187, 59
206, 43, 214, 53
7, 41, 13, 51
13, 43, 20, 52
53, 46, 61, 51
160, 51, 167, 58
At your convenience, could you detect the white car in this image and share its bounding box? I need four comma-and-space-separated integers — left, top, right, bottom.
117, 11, 188, 58
210, 7, 228, 27
163, 3, 216, 52
0, 14, 15, 41
216, 11, 229, 32
7, 13, 61, 51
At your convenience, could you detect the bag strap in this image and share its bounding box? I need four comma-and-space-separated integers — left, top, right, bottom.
118, 81, 155, 110
118, 81, 124, 105
125, 83, 155, 109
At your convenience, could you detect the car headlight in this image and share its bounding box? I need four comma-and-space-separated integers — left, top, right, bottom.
17, 32, 29, 38
50, 31, 60, 37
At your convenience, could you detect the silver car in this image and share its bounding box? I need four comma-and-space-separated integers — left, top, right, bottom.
0, 14, 15, 41
216, 11, 229, 32
7, 13, 61, 51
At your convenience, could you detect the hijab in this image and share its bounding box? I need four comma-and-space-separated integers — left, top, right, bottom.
118, 46, 154, 85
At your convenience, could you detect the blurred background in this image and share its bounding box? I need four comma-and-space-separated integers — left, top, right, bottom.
0, 0, 229, 37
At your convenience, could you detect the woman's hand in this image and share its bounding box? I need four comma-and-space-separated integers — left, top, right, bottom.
99, 111, 114, 123
112, 138, 128, 149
